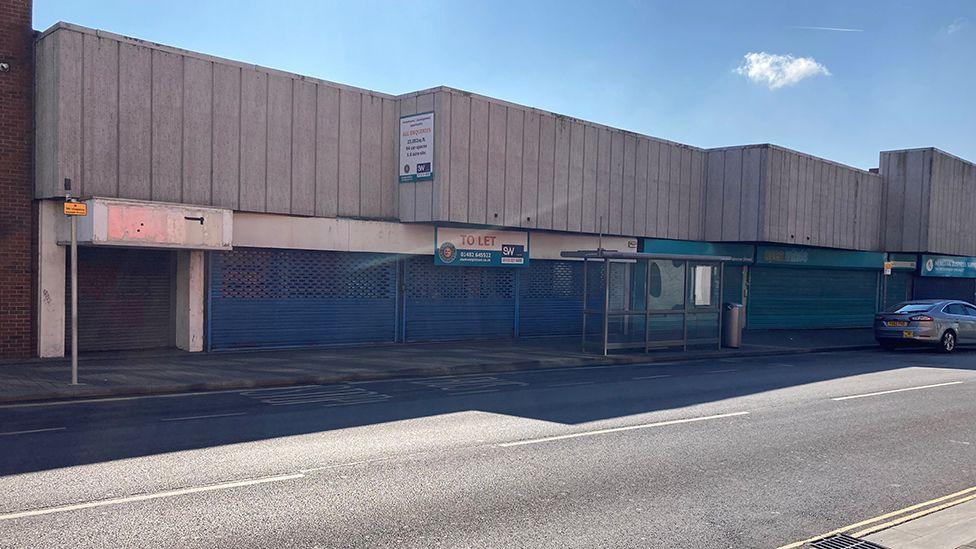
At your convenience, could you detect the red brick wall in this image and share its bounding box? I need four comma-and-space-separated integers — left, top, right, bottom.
0, 0, 35, 358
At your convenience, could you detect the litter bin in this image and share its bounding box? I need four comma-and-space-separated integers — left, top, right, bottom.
722, 303, 744, 348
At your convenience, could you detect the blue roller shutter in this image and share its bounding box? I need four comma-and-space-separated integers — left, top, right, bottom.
208, 248, 397, 350
748, 267, 879, 329
403, 256, 515, 341
883, 272, 913, 310
518, 260, 584, 337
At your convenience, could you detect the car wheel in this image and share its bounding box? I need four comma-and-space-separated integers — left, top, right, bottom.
940, 330, 956, 353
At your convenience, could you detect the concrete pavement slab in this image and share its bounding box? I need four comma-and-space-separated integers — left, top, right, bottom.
865, 499, 976, 549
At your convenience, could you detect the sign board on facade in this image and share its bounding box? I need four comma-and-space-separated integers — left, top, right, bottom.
63, 201, 88, 216
435, 227, 529, 267
920, 254, 976, 278
399, 112, 434, 183
884, 261, 893, 275
755, 245, 884, 270
642, 238, 754, 264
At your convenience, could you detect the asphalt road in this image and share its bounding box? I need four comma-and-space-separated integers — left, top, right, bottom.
1, 348, 975, 548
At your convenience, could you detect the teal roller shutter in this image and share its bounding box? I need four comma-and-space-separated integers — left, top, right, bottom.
882, 272, 913, 310
403, 256, 515, 341
748, 267, 878, 329
208, 248, 397, 350
518, 260, 584, 337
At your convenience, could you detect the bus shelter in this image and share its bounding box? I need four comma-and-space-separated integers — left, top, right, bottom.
560, 249, 733, 355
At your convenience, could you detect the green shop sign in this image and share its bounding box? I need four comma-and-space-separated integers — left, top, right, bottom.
755, 245, 885, 270
920, 255, 976, 278
640, 239, 754, 264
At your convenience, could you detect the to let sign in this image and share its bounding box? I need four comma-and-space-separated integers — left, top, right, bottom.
63, 201, 88, 216
435, 227, 529, 267
399, 112, 434, 183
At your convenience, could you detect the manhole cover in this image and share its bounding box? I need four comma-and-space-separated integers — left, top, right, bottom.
809, 533, 889, 549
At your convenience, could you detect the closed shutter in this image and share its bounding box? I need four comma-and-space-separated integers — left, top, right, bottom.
748, 267, 878, 329
209, 249, 397, 350
883, 272, 914, 310
403, 256, 515, 341
913, 277, 976, 303
518, 260, 584, 337
66, 247, 174, 351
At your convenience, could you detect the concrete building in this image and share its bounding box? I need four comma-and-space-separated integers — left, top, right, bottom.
3, 2, 976, 359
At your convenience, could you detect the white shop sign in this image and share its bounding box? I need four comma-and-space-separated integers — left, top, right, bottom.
399, 112, 434, 183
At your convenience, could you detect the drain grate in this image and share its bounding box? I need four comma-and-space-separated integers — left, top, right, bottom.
809, 534, 889, 549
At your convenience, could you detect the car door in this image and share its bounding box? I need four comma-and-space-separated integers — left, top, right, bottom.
945, 303, 973, 343
962, 305, 976, 343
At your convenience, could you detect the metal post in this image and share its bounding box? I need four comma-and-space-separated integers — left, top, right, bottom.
70, 214, 78, 385
581, 259, 588, 352
602, 258, 610, 356
644, 259, 651, 353
682, 261, 689, 352
718, 261, 724, 350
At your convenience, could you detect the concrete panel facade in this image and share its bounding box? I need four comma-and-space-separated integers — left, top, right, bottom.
418, 87, 707, 240
881, 148, 976, 256
34, 23, 399, 221
706, 145, 883, 251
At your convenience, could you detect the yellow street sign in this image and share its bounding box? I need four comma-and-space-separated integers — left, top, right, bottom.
63, 201, 88, 216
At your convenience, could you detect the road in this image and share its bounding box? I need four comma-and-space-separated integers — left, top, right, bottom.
1, 348, 975, 548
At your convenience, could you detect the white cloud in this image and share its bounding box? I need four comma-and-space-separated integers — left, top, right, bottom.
946, 17, 969, 35
734, 52, 831, 90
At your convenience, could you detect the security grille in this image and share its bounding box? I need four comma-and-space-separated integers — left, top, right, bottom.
403, 256, 516, 341
209, 248, 397, 350
519, 260, 584, 337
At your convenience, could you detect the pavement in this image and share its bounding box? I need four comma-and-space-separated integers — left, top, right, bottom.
863, 497, 976, 549
0, 328, 877, 404
1, 348, 975, 548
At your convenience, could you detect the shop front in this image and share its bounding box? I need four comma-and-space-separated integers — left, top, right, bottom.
913, 255, 976, 303
747, 245, 885, 329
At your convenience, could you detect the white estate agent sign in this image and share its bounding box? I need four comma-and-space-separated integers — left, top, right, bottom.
435, 227, 529, 267
399, 112, 434, 183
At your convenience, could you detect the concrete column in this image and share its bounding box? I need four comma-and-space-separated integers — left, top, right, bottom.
36, 200, 66, 358
175, 250, 205, 352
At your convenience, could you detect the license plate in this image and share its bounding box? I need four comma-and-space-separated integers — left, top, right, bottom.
886, 321, 908, 327
902, 330, 913, 338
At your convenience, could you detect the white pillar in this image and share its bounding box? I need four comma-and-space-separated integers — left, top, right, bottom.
175, 250, 205, 352
37, 200, 66, 358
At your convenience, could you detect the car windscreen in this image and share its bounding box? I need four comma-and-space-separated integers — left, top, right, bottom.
887, 303, 934, 313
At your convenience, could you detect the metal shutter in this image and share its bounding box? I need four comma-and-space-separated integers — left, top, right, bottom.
209, 249, 397, 350
518, 260, 584, 337
403, 256, 515, 341
913, 277, 976, 303
65, 247, 174, 351
882, 272, 914, 310
747, 267, 879, 329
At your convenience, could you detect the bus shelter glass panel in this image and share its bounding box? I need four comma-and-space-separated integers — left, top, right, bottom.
580, 255, 725, 355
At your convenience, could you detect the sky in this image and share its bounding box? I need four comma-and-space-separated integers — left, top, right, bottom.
34, 1, 976, 169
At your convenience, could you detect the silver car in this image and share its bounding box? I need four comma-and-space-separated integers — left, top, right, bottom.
875, 299, 976, 352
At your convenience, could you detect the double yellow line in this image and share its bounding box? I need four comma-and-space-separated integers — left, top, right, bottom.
777, 485, 976, 549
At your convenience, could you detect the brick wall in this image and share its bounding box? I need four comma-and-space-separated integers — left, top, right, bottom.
0, 0, 35, 358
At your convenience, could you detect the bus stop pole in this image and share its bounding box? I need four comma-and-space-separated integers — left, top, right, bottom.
70, 212, 78, 385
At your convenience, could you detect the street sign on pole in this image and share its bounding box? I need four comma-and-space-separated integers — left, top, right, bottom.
64, 196, 83, 385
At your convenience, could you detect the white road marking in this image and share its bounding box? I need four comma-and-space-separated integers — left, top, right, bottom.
546, 381, 596, 388
832, 381, 964, 401
412, 376, 528, 393
0, 427, 66, 437
448, 389, 500, 396
633, 374, 672, 380
706, 369, 738, 374
0, 473, 304, 522
160, 412, 247, 422
0, 387, 266, 409
241, 385, 392, 407
498, 411, 751, 447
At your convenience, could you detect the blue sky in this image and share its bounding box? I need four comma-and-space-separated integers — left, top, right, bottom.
34, 1, 975, 169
